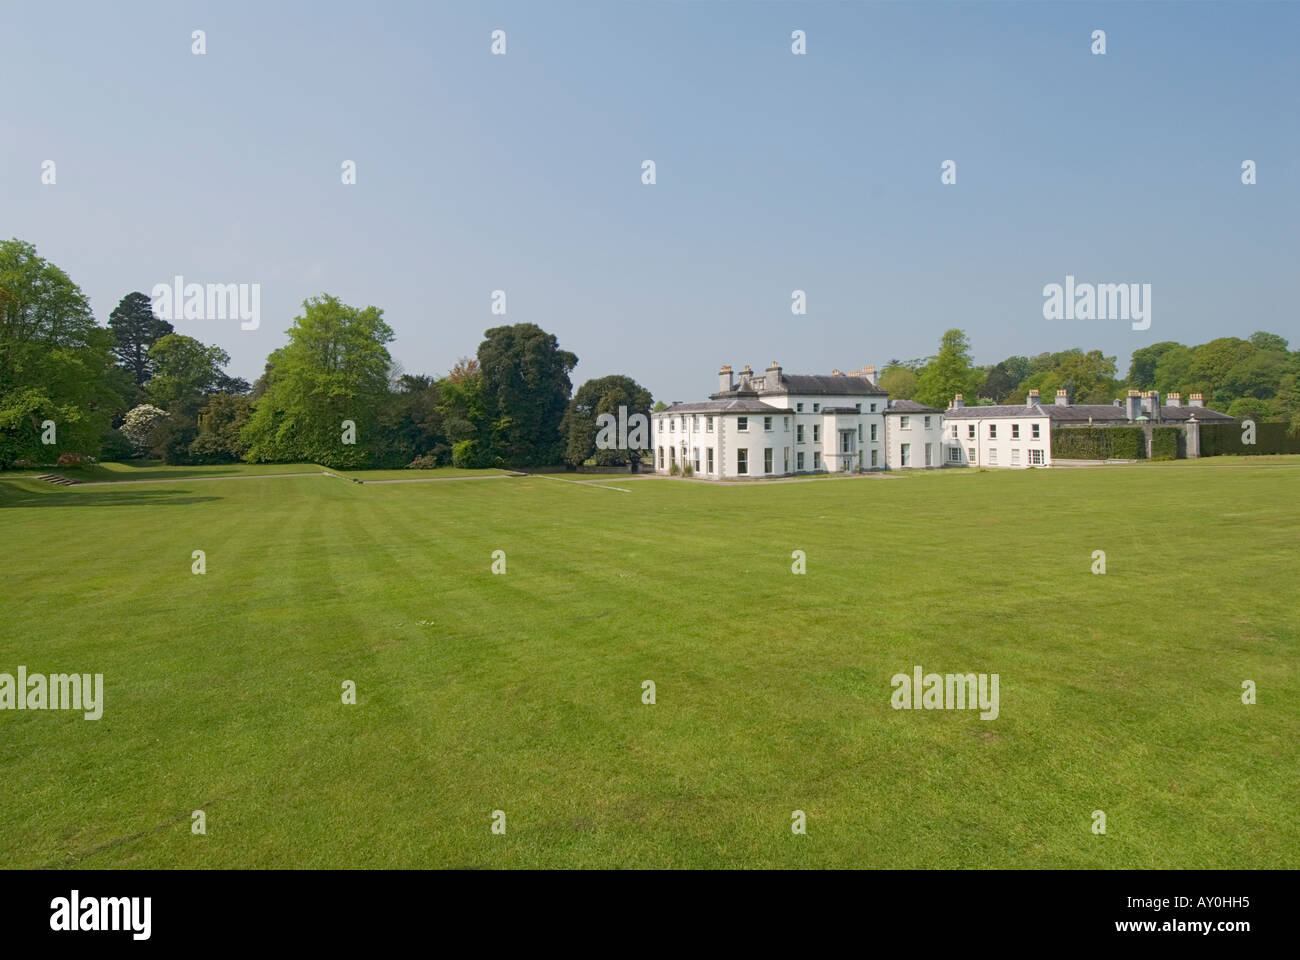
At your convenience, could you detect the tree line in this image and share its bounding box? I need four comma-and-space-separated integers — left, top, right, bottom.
881, 329, 1300, 427
0, 239, 650, 470
3, 239, 1296, 471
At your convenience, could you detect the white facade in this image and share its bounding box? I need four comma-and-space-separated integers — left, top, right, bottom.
941, 410, 1052, 468
651, 364, 946, 478
883, 406, 946, 469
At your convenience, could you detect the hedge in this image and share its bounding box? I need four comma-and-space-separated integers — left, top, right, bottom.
1200, 421, 1300, 456
1051, 426, 1146, 460
1150, 427, 1179, 461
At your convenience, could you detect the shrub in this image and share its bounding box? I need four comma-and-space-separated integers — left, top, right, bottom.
451, 439, 491, 469
1200, 421, 1300, 456
98, 428, 134, 463
681, 463, 693, 477
669, 463, 681, 476
1150, 427, 1179, 461
1051, 426, 1146, 460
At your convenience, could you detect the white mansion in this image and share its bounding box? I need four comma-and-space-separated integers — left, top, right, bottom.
651, 363, 944, 478
651, 365, 1234, 477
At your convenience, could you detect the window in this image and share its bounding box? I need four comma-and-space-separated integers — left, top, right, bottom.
813, 452, 821, 469
784, 447, 790, 472
797, 451, 805, 470
840, 433, 851, 453
1031, 423, 1041, 439
855, 403, 862, 413
968, 424, 976, 439
1011, 448, 1021, 465
764, 448, 773, 473
858, 425, 863, 443
950, 425, 958, 438
900, 416, 910, 430
925, 443, 933, 466
813, 403, 820, 413
871, 449, 878, 467
707, 417, 714, 432
669, 447, 676, 466
870, 403, 877, 413
693, 448, 700, 472
870, 423, 878, 442
796, 425, 805, 443
948, 447, 962, 463
737, 449, 748, 474
670, 418, 676, 431
658, 419, 663, 433
989, 424, 997, 439
796, 402, 804, 413
764, 416, 773, 432
693, 415, 700, 430
812, 425, 821, 442
1029, 449, 1045, 465
924, 416, 932, 430
784, 417, 790, 431
1011, 423, 1020, 439
658, 446, 664, 468
707, 447, 714, 473
968, 447, 976, 463
988, 448, 998, 464
738, 416, 748, 432
901, 443, 910, 467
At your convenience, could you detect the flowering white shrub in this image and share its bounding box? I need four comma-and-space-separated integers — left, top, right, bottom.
120, 404, 170, 456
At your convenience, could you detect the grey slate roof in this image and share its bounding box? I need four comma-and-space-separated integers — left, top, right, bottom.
886, 399, 941, 414
712, 373, 887, 398
658, 399, 792, 414
777, 374, 888, 396
943, 402, 1233, 423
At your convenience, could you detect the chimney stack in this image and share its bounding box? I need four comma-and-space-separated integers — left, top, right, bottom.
765, 361, 781, 392
1054, 389, 1069, 406
718, 364, 734, 393
1027, 389, 1041, 407
1188, 393, 1204, 408
952, 394, 965, 409
1125, 389, 1142, 421
1166, 392, 1181, 408
738, 364, 753, 390
863, 364, 877, 383
1140, 390, 1160, 418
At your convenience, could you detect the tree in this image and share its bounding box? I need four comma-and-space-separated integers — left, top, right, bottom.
1248, 331, 1289, 354
1053, 349, 1117, 404
189, 393, 253, 463
1153, 345, 1195, 396
477, 323, 577, 466
379, 374, 448, 467
878, 364, 919, 400
241, 295, 395, 468
146, 335, 232, 417
979, 362, 1019, 403
0, 239, 122, 467
914, 329, 980, 409
1126, 341, 1183, 390
107, 291, 174, 388
562, 374, 653, 467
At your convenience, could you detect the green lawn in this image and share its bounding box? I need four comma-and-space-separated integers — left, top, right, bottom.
1, 459, 1296, 868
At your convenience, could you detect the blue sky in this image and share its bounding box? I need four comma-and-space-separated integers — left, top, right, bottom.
3, 1, 1297, 402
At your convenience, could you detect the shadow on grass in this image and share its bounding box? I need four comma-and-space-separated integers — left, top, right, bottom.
0, 489, 221, 508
